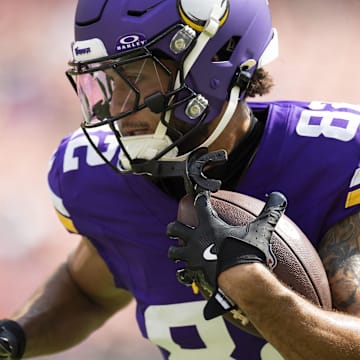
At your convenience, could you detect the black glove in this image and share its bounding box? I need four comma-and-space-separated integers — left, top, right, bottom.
168, 190, 235, 293
216, 191, 287, 273
0, 320, 26, 359
167, 191, 287, 319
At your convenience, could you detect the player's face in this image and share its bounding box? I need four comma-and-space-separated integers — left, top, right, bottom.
109, 58, 175, 136
109, 57, 243, 155
74, 55, 242, 156
110, 58, 221, 155
74, 56, 175, 131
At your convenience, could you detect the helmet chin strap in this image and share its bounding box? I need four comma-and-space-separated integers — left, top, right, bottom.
119, 2, 226, 171
181, 0, 225, 81
118, 132, 178, 170
172, 83, 241, 162
118, 82, 240, 172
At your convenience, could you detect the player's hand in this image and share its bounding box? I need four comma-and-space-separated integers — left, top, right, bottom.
168, 190, 233, 291
215, 191, 287, 274
0, 321, 26, 359
167, 191, 287, 318
205, 191, 287, 319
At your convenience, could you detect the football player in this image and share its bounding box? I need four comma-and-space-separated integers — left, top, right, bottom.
1, 0, 360, 359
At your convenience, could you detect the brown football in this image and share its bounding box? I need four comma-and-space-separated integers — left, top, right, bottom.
177, 190, 332, 337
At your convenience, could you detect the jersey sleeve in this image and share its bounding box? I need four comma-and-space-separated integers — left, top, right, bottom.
47, 134, 80, 235
245, 100, 360, 243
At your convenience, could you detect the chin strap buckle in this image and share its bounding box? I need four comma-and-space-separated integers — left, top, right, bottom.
128, 148, 227, 193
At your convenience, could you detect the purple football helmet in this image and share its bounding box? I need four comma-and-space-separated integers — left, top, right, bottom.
67, 0, 278, 175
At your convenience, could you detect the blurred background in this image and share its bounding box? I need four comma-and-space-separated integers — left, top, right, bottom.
0, 0, 359, 359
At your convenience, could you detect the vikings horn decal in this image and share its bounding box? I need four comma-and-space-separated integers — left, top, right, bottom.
177, 0, 229, 31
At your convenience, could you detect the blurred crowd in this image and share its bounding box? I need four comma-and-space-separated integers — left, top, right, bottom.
0, 1, 359, 359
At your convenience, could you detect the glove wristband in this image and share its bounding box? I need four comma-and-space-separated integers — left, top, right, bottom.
0, 320, 26, 359
217, 237, 265, 275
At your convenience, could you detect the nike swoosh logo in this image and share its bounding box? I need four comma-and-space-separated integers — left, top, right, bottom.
203, 244, 217, 261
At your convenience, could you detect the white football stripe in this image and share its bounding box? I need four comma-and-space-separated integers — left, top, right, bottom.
48, 187, 70, 217
350, 168, 360, 188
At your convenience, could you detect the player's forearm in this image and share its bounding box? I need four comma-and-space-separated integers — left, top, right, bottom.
218, 263, 360, 360
11, 262, 114, 358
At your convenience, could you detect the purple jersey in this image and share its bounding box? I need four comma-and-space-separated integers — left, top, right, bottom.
48, 100, 360, 359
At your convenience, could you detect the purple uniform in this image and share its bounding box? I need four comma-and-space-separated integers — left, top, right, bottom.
48, 100, 360, 359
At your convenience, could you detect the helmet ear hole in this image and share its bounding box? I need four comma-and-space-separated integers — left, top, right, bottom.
178, 0, 229, 31
213, 36, 241, 62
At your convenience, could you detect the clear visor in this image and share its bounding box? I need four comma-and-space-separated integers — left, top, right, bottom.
71, 57, 175, 126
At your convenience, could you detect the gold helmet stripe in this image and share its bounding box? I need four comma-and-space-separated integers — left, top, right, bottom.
178, 2, 229, 32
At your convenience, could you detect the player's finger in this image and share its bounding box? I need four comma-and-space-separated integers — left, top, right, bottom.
246, 192, 287, 243
167, 221, 194, 240
194, 191, 218, 223
257, 191, 287, 226
168, 245, 191, 262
